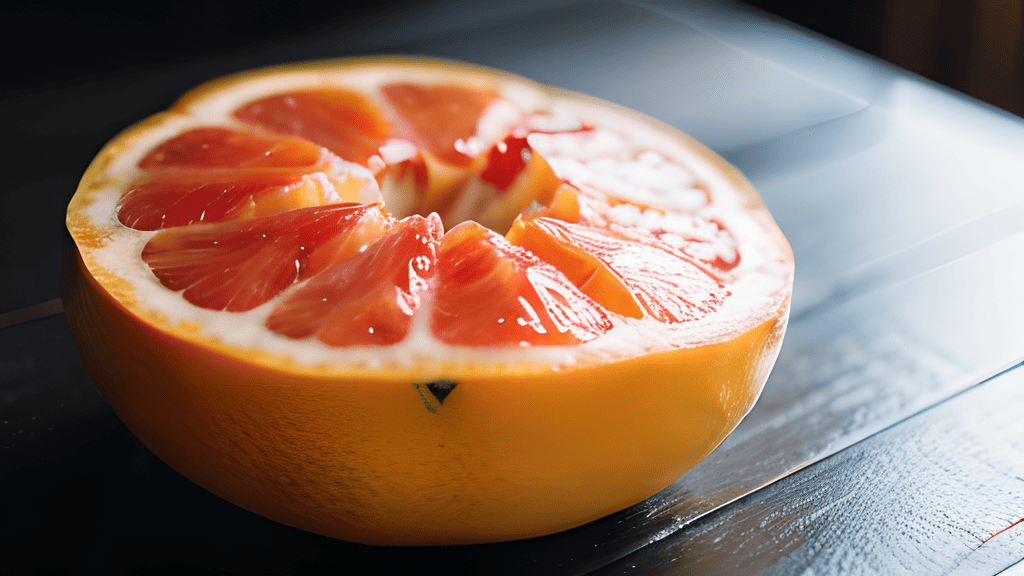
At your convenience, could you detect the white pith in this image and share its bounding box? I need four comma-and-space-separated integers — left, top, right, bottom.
71, 59, 792, 372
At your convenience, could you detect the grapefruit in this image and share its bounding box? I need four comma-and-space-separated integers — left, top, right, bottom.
63, 56, 793, 545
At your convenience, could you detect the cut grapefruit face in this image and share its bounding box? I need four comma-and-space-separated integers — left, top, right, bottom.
64, 57, 793, 545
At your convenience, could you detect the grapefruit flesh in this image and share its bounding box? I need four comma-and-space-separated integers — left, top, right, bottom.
141, 203, 386, 312
479, 132, 532, 190
233, 89, 391, 165
381, 83, 501, 166
507, 215, 728, 323
118, 127, 353, 230
63, 57, 794, 545
265, 214, 440, 346
432, 221, 612, 346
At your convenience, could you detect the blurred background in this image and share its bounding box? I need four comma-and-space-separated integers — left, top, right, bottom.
746, 0, 1024, 117
3, 0, 1022, 117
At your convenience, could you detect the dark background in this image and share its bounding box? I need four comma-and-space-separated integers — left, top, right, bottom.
4, 1, 1022, 116
1, 1, 415, 94
745, 0, 1024, 117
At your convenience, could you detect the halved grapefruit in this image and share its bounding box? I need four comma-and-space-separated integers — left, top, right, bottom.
63, 56, 793, 545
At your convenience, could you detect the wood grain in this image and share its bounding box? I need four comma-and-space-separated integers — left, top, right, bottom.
594, 364, 1024, 575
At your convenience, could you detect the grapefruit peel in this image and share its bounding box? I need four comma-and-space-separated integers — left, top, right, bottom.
63, 56, 793, 545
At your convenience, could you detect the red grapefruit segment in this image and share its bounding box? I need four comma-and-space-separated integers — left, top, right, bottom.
507, 216, 643, 319
137, 127, 325, 170
233, 89, 392, 165
432, 222, 611, 346
265, 213, 442, 346
382, 83, 502, 166
141, 203, 388, 312
118, 127, 354, 231
536, 184, 740, 277
508, 215, 728, 323
479, 132, 532, 191
118, 172, 330, 231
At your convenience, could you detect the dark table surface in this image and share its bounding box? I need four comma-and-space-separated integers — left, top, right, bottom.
3, 1, 1024, 574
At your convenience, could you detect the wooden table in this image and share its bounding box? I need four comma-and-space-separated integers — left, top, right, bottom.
3, 1, 1023, 573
